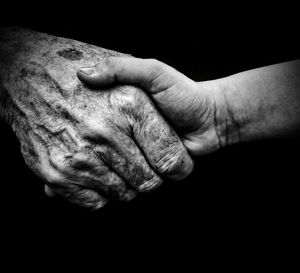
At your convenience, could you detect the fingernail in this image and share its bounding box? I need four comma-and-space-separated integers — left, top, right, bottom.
79, 67, 94, 75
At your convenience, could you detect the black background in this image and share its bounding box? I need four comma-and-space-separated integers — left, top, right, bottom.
0, 2, 299, 268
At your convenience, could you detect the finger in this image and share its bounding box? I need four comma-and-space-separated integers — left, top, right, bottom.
77, 57, 190, 94
100, 133, 163, 192
45, 183, 108, 210
132, 97, 194, 180
48, 148, 136, 202
67, 150, 137, 201
88, 170, 137, 201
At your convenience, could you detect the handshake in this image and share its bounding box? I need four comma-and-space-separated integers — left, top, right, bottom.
1, 28, 299, 209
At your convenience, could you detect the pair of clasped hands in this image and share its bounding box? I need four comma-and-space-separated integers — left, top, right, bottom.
47, 56, 299, 210
46, 57, 220, 208
1, 29, 298, 210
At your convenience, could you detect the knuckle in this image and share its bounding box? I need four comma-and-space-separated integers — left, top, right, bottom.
69, 149, 99, 170
42, 167, 65, 185
145, 59, 168, 91
118, 87, 139, 106
49, 151, 69, 171
111, 87, 145, 121
81, 118, 114, 142
147, 58, 165, 74
99, 57, 117, 75
156, 145, 184, 176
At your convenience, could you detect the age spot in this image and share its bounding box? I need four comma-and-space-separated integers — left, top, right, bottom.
57, 48, 83, 61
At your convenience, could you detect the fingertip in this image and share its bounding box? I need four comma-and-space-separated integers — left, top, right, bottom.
77, 64, 114, 87
90, 198, 108, 211
80, 189, 108, 210
179, 151, 194, 180
44, 184, 56, 198
138, 176, 163, 192
77, 67, 95, 83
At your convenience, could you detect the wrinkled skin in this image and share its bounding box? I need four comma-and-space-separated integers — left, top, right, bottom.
0, 28, 193, 209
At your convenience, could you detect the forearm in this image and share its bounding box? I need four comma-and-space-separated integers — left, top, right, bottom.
209, 60, 300, 146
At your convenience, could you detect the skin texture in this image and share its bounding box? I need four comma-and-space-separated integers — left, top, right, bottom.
78, 58, 222, 156
0, 28, 193, 209
78, 57, 300, 155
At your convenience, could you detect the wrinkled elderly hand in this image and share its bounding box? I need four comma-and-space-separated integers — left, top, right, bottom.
0, 28, 193, 209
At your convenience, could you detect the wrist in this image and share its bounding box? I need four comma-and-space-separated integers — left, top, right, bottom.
198, 78, 242, 149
